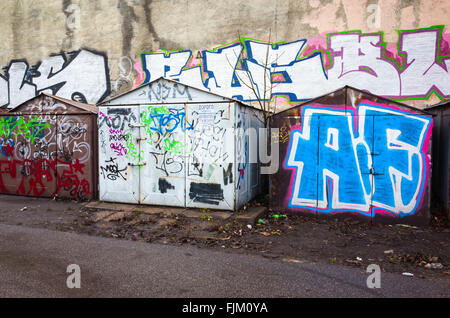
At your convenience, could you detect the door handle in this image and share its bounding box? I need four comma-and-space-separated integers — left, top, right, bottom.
128, 162, 146, 166
128, 123, 145, 128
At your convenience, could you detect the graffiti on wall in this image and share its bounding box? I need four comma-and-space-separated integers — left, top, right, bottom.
98, 108, 135, 182
143, 104, 189, 182
186, 104, 232, 206
134, 27, 450, 105
0, 49, 110, 109
284, 100, 432, 218
0, 96, 93, 199
98, 102, 235, 208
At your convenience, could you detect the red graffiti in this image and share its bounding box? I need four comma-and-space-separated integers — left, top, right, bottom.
2, 143, 14, 157
0, 158, 90, 199
72, 159, 85, 174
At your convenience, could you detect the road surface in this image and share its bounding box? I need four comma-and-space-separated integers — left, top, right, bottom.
0, 223, 448, 297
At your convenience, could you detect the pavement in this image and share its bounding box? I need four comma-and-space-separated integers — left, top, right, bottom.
0, 223, 448, 298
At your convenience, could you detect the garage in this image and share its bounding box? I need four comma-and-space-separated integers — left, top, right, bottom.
0, 93, 98, 200
98, 77, 263, 210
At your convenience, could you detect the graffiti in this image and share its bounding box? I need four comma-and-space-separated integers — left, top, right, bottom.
0, 116, 50, 144
98, 107, 138, 131
137, 75, 193, 102
98, 98, 249, 209
136, 27, 450, 104
186, 109, 231, 185
59, 124, 87, 139
1, 138, 15, 157
112, 56, 134, 94
0, 95, 94, 200
0, 49, 109, 108
0, 158, 90, 199
100, 157, 127, 181
56, 159, 90, 199
188, 182, 224, 205
108, 127, 128, 157
110, 142, 127, 157
284, 101, 432, 217
223, 163, 233, 186
158, 178, 175, 193
187, 155, 203, 177
187, 124, 229, 161
272, 124, 290, 144
125, 132, 143, 161
141, 105, 194, 136
109, 134, 128, 142
149, 150, 183, 176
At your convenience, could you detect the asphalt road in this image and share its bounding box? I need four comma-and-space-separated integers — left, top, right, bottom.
0, 224, 448, 298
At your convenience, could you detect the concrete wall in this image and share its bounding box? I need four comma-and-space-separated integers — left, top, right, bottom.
1, 0, 449, 110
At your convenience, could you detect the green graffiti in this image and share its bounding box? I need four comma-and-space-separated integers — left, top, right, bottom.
140, 105, 191, 155
164, 139, 184, 154
125, 132, 144, 161
140, 105, 170, 133
0, 116, 50, 143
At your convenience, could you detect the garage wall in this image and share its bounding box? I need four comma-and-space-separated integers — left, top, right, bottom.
270, 88, 433, 225
0, 95, 96, 200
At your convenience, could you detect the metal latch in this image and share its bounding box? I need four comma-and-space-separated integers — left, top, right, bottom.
137, 137, 148, 141
128, 162, 146, 166
128, 123, 145, 128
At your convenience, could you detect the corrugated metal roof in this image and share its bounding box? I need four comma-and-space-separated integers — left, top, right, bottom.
41, 93, 98, 113
7, 92, 98, 114
425, 100, 450, 110
271, 86, 432, 117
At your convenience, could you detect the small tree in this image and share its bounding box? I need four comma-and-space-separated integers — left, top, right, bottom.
226, 29, 283, 127
225, 30, 282, 194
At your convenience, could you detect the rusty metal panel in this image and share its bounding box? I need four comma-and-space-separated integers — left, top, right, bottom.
55, 114, 94, 200
10, 93, 97, 115
270, 88, 433, 225
0, 114, 57, 197
0, 94, 98, 201
427, 103, 450, 219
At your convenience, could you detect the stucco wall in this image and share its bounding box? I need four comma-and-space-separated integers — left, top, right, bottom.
0, 0, 449, 109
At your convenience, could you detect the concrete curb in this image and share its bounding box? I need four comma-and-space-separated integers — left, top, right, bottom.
83, 201, 232, 220
234, 206, 267, 225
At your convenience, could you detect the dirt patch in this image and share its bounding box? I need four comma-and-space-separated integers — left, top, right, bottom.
62, 205, 450, 281
0, 194, 449, 281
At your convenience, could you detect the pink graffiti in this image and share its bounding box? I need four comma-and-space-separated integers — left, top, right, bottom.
109, 128, 123, 135
110, 142, 127, 156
